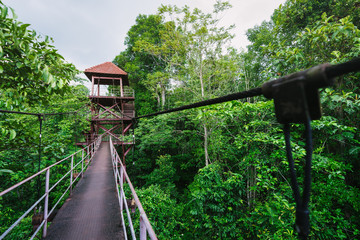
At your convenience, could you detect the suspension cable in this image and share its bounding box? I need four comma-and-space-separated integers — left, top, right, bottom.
135, 87, 263, 119
0, 109, 40, 116
283, 118, 313, 239
325, 57, 360, 79
0, 105, 88, 117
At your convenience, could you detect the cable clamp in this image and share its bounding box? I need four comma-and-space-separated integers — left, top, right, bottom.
262, 64, 334, 123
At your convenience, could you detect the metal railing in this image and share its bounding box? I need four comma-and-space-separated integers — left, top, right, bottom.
0, 137, 102, 240
108, 88, 135, 98
123, 88, 135, 97
80, 133, 133, 145
109, 137, 157, 240
89, 85, 135, 98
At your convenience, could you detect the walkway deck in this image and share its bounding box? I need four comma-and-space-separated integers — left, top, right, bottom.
45, 142, 123, 240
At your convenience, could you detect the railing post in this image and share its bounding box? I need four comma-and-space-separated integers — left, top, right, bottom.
90, 142, 93, 160
120, 78, 123, 97
140, 216, 147, 240
87, 145, 90, 162
90, 143, 93, 158
92, 142, 95, 157
88, 144, 91, 161
42, 168, 50, 238
120, 165, 123, 213
81, 149, 84, 178
70, 155, 74, 194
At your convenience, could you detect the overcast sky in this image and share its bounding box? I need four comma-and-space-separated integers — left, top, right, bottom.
3, 0, 286, 72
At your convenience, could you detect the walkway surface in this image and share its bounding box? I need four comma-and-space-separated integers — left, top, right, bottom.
45, 142, 123, 240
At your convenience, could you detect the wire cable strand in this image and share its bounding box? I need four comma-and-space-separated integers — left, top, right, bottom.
284, 121, 313, 239
325, 57, 360, 79
302, 119, 313, 209
0, 109, 40, 116
284, 124, 301, 206
0, 106, 87, 117
135, 87, 263, 119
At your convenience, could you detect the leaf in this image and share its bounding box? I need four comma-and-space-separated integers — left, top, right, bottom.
9, 7, 17, 19
0, 169, 14, 174
20, 23, 31, 30
42, 66, 49, 83
1, 128, 8, 136
349, 147, 360, 156
1, 5, 8, 18
9, 129, 16, 140
0, 65, 3, 74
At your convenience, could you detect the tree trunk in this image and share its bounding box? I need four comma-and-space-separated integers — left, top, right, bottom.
204, 123, 210, 166
155, 87, 160, 108
244, 68, 251, 103
247, 164, 256, 208
161, 87, 166, 110
337, 78, 345, 156
199, 55, 205, 99
199, 56, 209, 166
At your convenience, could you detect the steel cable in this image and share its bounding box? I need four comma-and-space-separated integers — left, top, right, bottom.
284, 124, 301, 205
325, 57, 360, 79
135, 87, 263, 119
283, 120, 313, 239
0, 104, 88, 117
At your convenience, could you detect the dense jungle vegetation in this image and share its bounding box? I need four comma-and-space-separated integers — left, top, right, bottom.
0, 1, 88, 238
1, 0, 360, 239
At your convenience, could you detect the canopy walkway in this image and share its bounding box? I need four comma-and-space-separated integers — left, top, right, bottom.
0, 138, 157, 240
44, 142, 123, 240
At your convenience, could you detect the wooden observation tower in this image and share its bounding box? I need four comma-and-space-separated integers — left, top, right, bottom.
83, 62, 135, 163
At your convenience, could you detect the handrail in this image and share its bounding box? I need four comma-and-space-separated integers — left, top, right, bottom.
109, 137, 158, 240
108, 88, 135, 98
0, 137, 102, 240
89, 87, 135, 98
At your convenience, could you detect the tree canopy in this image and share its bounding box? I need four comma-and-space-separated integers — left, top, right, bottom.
0, 2, 78, 110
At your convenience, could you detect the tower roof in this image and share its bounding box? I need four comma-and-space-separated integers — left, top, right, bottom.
84, 62, 129, 85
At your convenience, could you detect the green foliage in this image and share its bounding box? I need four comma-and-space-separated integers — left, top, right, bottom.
132, 184, 183, 240
265, 13, 360, 77
187, 162, 247, 239
0, 214, 33, 240
113, 14, 164, 115
1, 67, 89, 238
145, 154, 178, 196
129, 112, 202, 190
0, 2, 78, 110
141, 2, 236, 101
128, 96, 360, 239
311, 154, 360, 239
272, 0, 360, 35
